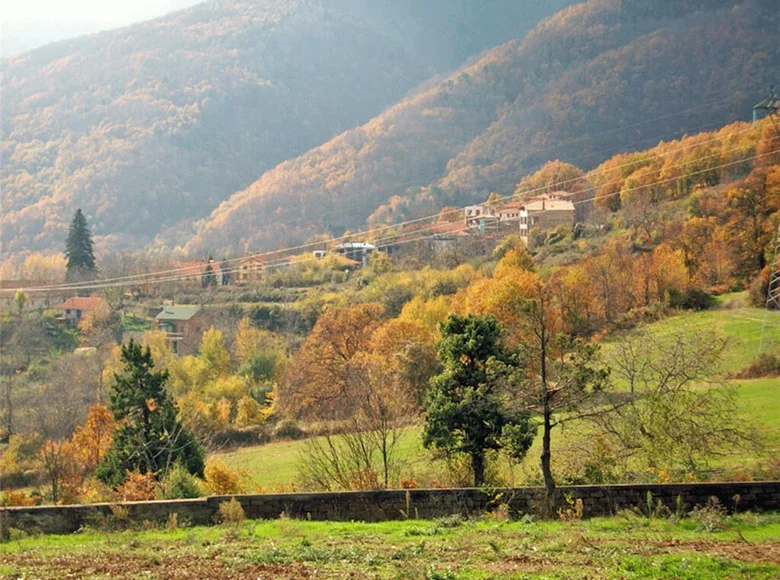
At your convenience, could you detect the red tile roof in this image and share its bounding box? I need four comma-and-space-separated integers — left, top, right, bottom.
54, 296, 109, 311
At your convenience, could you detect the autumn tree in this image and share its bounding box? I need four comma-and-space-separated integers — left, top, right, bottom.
423, 315, 535, 487
300, 353, 410, 490
70, 404, 115, 473
97, 339, 204, 486
370, 319, 440, 408
65, 209, 97, 282
282, 304, 383, 419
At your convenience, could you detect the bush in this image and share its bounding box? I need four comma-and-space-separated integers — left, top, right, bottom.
204, 458, 247, 496
273, 419, 307, 440
115, 470, 157, 502
158, 462, 202, 500
669, 288, 716, 311
748, 267, 771, 308
217, 497, 245, 526
734, 352, 780, 378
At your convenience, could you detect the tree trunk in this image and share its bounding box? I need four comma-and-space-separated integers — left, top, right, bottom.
540, 405, 555, 498
538, 296, 557, 508
471, 452, 485, 487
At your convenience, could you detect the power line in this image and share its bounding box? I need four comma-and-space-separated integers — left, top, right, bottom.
17, 146, 778, 294
22, 123, 764, 293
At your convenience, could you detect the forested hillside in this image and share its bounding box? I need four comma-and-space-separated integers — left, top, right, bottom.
186, 0, 780, 256
1, 0, 568, 260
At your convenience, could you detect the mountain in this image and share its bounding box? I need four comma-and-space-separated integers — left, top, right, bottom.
185, 0, 780, 256
1, 0, 569, 260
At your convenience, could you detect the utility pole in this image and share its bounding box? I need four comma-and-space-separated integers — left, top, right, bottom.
755, 87, 780, 354
758, 221, 780, 354
752, 85, 779, 127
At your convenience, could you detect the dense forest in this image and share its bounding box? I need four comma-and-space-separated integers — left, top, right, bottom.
186, 0, 780, 256
1, 0, 568, 261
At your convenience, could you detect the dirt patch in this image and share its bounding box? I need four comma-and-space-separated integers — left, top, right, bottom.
0, 552, 317, 579
646, 538, 780, 565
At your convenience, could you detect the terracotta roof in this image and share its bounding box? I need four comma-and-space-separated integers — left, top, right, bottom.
429, 222, 466, 235
525, 199, 575, 212
240, 255, 266, 265
55, 296, 109, 311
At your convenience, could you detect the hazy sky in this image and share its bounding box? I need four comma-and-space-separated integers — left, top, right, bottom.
2, 0, 202, 55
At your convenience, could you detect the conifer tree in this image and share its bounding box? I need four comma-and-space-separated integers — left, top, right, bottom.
96, 339, 204, 486
220, 257, 231, 286
64, 209, 97, 282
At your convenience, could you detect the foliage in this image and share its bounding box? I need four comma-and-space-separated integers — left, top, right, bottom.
158, 462, 203, 500
593, 330, 762, 476
422, 314, 535, 486
97, 340, 204, 487
186, 1, 779, 256
282, 304, 383, 419
204, 458, 248, 496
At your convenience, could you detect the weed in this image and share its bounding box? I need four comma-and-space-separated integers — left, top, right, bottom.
434, 513, 464, 528
689, 496, 728, 532
557, 494, 584, 522
427, 566, 457, 580
217, 497, 245, 526
166, 512, 179, 530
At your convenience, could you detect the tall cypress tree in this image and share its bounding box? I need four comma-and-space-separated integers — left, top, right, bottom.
64, 209, 97, 282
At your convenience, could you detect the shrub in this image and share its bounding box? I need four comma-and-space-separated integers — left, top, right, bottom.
0, 489, 38, 507
734, 352, 780, 379
669, 288, 715, 311
204, 458, 246, 496
116, 470, 157, 502
217, 497, 245, 526
689, 496, 728, 532
158, 462, 202, 500
273, 419, 306, 440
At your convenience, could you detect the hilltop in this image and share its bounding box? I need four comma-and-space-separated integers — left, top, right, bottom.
186, 0, 780, 255
0, 0, 568, 260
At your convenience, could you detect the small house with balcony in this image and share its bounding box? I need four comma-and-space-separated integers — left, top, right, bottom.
154, 304, 208, 355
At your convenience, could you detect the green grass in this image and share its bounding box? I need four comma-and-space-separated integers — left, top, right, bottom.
220, 296, 780, 490
604, 292, 780, 376
218, 426, 443, 490
2, 513, 779, 578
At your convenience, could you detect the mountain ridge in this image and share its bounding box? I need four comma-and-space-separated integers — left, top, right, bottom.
184, 0, 779, 255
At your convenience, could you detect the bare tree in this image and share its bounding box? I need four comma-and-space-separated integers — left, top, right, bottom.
299, 354, 410, 490
592, 329, 762, 475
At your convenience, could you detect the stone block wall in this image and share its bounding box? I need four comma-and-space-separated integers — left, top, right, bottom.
2, 481, 779, 536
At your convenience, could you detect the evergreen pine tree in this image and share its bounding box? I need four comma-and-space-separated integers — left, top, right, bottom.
64, 209, 97, 282
220, 257, 231, 286
96, 339, 204, 486
202, 264, 217, 288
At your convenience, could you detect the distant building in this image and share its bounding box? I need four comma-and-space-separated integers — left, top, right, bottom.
519, 198, 576, 240
465, 205, 498, 228
0, 280, 69, 312
238, 255, 266, 283
154, 304, 209, 355
427, 222, 469, 255
333, 242, 377, 266
172, 259, 226, 286
54, 296, 110, 324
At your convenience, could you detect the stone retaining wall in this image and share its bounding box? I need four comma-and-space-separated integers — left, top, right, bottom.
2, 481, 779, 536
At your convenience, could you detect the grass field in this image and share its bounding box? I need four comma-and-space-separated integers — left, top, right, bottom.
2, 512, 779, 578
219, 296, 780, 490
